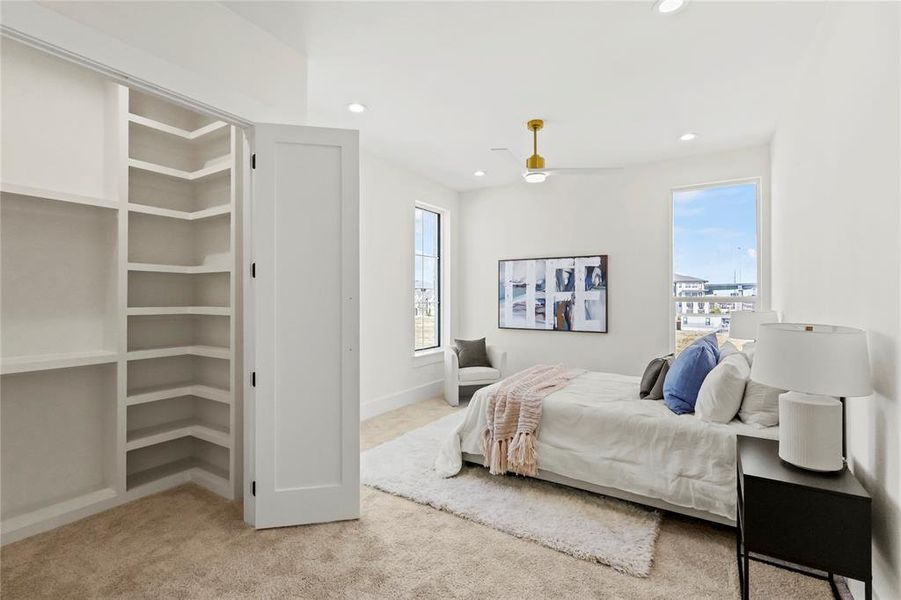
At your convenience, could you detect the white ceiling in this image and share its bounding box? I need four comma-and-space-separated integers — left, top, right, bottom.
224, 1, 826, 191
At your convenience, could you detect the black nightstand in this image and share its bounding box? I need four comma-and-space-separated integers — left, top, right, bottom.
736, 435, 871, 600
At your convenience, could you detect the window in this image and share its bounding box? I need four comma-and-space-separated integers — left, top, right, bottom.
672, 181, 760, 353
414, 206, 441, 351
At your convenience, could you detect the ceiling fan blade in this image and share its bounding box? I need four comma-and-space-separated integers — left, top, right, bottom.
490, 147, 525, 170
544, 166, 622, 175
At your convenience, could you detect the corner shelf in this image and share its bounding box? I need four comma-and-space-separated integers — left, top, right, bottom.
126, 418, 230, 451
128, 114, 227, 140
126, 457, 229, 494
0, 182, 118, 211
128, 203, 230, 221
1, 350, 119, 375
128, 262, 231, 274
128, 158, 230, 182
126, 306, 232, 317
126, 345, 230, 361
126, 383, 232, 407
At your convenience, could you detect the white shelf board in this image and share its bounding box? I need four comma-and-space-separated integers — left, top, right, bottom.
128, 203, 230, 221
126, 418, 230, 451
126, 457, 229, 492
126, 345, 230, 361
126, 306, 231, 316
128, 262, 231, 274
1, 350, 119, 375
0, 182, 118, 210
0, 487, 117, 540
128, 158, 230, 182
126, 383, 232, 406
128, 113, 228, 140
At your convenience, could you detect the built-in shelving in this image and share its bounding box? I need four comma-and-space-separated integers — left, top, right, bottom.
126, 383, 231, 406
128, 203, 230, 221
128, 262, 230, 274
1, 73, 240, 545
126, 456, 229, 493
126, 418, 230, 451
1, 350, 118, 375
129, 158, 230, 182
127, 306, 232, 316
127, 345, 230, 361
0, 182, 118, 211
128, 113, 227, 140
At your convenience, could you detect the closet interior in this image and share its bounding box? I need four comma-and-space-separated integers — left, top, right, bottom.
0, 40, 243, 544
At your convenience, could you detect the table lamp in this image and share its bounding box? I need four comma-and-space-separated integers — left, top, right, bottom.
729, 310, 779, 340
750, 323, 872, 472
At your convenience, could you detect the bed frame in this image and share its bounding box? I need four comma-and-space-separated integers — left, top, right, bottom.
462, 452, 735, 527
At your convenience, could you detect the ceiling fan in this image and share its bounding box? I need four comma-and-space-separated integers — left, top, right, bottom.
492, 119, 620, 183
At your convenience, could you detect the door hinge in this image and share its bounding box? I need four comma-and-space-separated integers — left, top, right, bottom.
252, 480, 256, 496
251, 371, 256, 387
251, 262, 256, 278
251, 153, 256, 169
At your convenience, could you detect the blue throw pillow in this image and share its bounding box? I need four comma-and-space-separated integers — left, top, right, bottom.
663, 333, 720, 414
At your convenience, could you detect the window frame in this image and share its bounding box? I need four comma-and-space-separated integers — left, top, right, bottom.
668, 177, 768, 352
413, 204, 442, 354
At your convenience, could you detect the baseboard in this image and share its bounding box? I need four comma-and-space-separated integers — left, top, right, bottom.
361, 379, 444, 420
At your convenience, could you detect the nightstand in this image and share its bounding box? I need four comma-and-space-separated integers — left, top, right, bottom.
736, 435, 871, 600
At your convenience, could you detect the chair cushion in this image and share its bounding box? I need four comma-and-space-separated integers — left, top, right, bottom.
458, 366, 501, 384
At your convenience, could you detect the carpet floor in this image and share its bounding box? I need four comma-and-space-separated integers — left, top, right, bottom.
0, 397, 836, 599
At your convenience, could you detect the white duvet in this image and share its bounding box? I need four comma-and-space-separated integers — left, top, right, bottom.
435, 371, 778, 521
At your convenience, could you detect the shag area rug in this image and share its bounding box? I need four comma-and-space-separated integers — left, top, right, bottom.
361, 412, 661, 577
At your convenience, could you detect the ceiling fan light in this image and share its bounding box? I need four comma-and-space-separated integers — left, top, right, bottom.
524, 172, 548, 184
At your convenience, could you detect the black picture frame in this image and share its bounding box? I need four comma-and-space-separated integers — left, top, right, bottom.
497, 254, 608, 333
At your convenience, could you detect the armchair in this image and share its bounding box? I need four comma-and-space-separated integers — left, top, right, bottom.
444, 344, 507, 406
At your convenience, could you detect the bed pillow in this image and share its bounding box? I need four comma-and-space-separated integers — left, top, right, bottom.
741, 341, 756, 366
738, 379, 784, 427
695, 352, 750, 423
663, 333, 719, 414
646, 357, 671, 400
454, 338, 491, 368
718, 341, 739, 362
639, 355, 672, 399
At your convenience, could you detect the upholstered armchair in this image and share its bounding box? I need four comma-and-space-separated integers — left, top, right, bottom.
444, 344, 507, 407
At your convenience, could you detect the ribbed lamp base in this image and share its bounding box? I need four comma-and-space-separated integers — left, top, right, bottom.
778, 391, 843, 472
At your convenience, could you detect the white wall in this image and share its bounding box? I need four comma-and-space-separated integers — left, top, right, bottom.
458, 145, 770, 376
360, 154, 459, 418
770, 4, 900, 598
0, 1, 307, 124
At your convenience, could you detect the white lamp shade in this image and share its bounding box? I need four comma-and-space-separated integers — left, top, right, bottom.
729, 310, 779, 340
751, 323, 873, 397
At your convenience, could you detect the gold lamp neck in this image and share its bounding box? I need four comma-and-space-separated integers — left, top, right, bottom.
526, 119, 545, 170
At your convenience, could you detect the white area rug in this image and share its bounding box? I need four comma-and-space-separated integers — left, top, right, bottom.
362, 412, 661, 577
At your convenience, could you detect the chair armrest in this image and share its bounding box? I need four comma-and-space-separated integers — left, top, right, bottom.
486, 345, 507, 377
444, 349, 460, 406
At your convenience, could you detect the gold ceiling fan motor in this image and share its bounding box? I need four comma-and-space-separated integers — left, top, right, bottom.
525, 119, 546, 170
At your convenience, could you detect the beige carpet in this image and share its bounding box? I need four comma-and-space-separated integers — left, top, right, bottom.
1, 398, 835, 599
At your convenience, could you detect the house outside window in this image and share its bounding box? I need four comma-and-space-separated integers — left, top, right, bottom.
672, 180, 763, 353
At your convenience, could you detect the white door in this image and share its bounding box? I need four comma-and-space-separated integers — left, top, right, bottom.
248, 124, 360, 528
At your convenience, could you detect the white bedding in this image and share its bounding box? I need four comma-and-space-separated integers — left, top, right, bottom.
435, 371, 778, 521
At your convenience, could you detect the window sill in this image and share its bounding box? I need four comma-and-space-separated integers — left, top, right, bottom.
413, 347, 444, 367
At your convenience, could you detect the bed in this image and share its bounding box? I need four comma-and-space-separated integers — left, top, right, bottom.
434, 370, 778, 526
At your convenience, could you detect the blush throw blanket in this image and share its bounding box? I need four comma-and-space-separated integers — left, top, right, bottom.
481, 364, 582, 476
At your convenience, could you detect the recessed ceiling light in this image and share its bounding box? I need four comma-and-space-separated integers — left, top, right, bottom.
347, 102, 367, 113
654, 0, 687, 14
524, 172, 547, 184
679, 132, 698, 141
473, 170, 486, 177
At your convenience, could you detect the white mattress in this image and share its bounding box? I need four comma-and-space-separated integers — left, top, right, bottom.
435, 371, 778, 521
